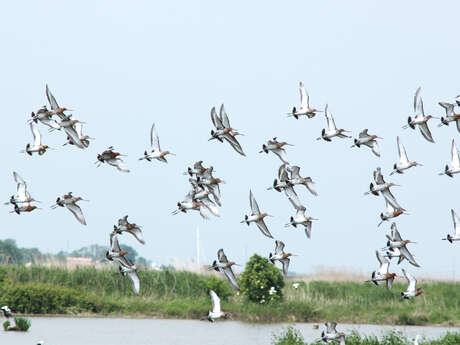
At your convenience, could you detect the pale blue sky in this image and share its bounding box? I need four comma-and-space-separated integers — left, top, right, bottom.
1, 1, 460, 277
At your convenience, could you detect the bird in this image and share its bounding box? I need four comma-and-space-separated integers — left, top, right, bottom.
287, 165, 318, 196
45, 84, 72, 116
287, 82, 322, 119
438, 102, 460, 132
442, 209, 460, 243
401, 268, 423, 299
63, 122, 93, 148
403, 86, 437, 143
188, 178, 220, 217
285, 200, 316, 239
318, 322, 347, 345
172, 191, 213, 219
317, 104, 350, 142
241, 190, 274, 238
5, 172, 39, 207
21, 122, 51, 156
1, 306, 12, 319
30, 106, 61, 130
269, 240, 294, 277
51, 192, 88, 225
267, 164, 291, 192
351, 129, 381, 157
366, 250, 396, 291
384, 246, 407, 265
390, 136, 422, 175
365, 167, 404, 210
383, 223, 419, 267
413, 335, 421, 345
207, 290, 228, 322
378, 199, 406, 227
118, 264, 140, 296
439, 139, 460, 177
209, 249, 240, 290
96, 147, 130, 173
196, 166, 225, 207
209, 105, 245, 156
259, 137, 293, 164
139, 122, 175, 163
113, 215, 145, 244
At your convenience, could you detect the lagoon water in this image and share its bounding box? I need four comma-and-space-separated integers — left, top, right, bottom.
1, 317, 458, 345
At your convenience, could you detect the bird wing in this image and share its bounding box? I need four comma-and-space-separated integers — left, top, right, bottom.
326, 322, 337, 334
452, 139, 460, 169
30, 122, 41, 147
210, 107, 222, 129
63, 127, 85, 148
284, 186, 302, 210
400, 246, 419, 267
289, 165, 301, 179
385, 199, 395, 214
373, 167, 385, 185
128, 270, 140, 295
110, 233, 121, 252
278, 164, 289, 181
397, 136, 409, 164
249, 190, 260, 214
304, 221, 312, 239
439, 102, 454, 116
256, 219, 273, 238
381, 189, 404, 211
223, 267, 240, 290
272, 148, 289, 164
127, 227, 145, 245
376, 250, 389, 274
418, 122, 434, 143
280, 257, 290, 277
206, 183, 221, 206
150, 122, 161, 151
371, 141, 381, 157
452, 209, 460, 237
359, 129, 369, 138
222, 134, 245, 156
217, 248, 228, 264
219, 104, 231, 128
275, 240, 285, 255
65, 203, 87, 225
75, 122, 83, 138
40, 117, 61, 130
391, 223, 402, 241
288, 197, 304, 211
118, 215, 129, 226
414, 86, 424, 118
46, 84, 59, 111
325, 105, 337, 131
209, 290, 221, 313
305, 180, 318, 196
299, 82, 309, 108
108, 158, 130, 173
402, 268, 416, 291
13, 172, 28, 200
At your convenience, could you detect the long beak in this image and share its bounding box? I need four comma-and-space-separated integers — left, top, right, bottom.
377, 220, 384, 227
431, 116, 440, 119
258, 150, 264, 153
50, 204, 58, 209
316, 137, 322, 141
437, 123, 446, 128
208, 137, 215, 141
266, 214, 274, 217
350, 144, 356, 148
284, 223, 291, 227
402, 125, 409, 129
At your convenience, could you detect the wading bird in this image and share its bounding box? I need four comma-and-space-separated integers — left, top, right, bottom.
139, 122, 174, 163
403, 86, 437, 142
287, 82, 322, 119
209, 249, 240, 290
285, 200, 316, 239
439, 139, 460, 177
317, 104, 350, 142
63, 123, 92, 148
390, 136, 422, 175
51, 192, 88, 225
269, 240, 294, 277
287, 165, 318, 196
378, 199, 406, 227
365, 167, 404, 211
209, 105, 245, 156
96, 147, 130, 173
438, 102, 460, 132
207, 290, 228, 322
318, 322, 347, 345
114, 215, 145, 244
172, 191, 213, 219
442, 209, 460, 243
241, 190, 273, 238
366, 250, 396, 291
401, 268, 423, 299
351, 129, 381, 157
21, 122, 51, 156
382, 223, 419, 267
30, 106, 61, 130
259, 137, 293, 164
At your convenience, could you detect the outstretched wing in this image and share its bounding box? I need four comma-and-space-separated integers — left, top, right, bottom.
223, 267, 240, 290
249, 190, 260, 214
391, 223, 402, 241
418, 122, 434, 143
219, 104, 231, 128
150, 122, 161, 151
452, 139, 460, 169
376, 250, 389, 275
65, 203, 87, 225
414, 86, 424, 118
30, 122, 41, 147
256, 219, 273, 238
209, 290, 221, 313
46, 84, 59, 111
452, 209, 460, 237
400, 246, 419, 267
274, 240, 285, 255
397, 136, 409, 164
299, 82, 309, 109
325, 104, 337, 131
217, 248, 228, 264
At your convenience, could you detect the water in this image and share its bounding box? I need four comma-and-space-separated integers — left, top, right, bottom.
1, 317, 458, 345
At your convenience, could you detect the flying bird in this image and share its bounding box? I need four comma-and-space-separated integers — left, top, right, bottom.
365, 167, 404, 210
401, 268, 423, 299
439, 139, 460, 178
209, 105, 245, 156
113, 215, 145, 244
259, 137, 292, 164
139, 122, 175, 163
438, 102, 460, 132
285, 202, 316, 239
96, 147, 130, 173
287, 165, 318, 196
51, 192, 88, 225
241, 190, 274, 238
287, 82, 322, 119
209, 249, 240, 290
207, 290, 228, 322
30, 106, 61, 130
403, 87, 437, 143
351, 129, 381, 157
382, 223, 419, 267
390, 136, 422, 175
318, 322, 347, 345
317, 104, 350, 141
378, 199, 406, 227
442, 209, 460, 243
366, 250, 396, 291
21, 122, 51, 156
63, 123, 93, 148
269, 240, 294, 277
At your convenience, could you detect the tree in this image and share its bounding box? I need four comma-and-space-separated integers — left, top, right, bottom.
239, 253, 284, 303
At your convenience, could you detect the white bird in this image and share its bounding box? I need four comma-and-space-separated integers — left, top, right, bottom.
96, 147, 130, 173
207, 290, 227, 322
403, 86, 437, 143
285, 201, 316, 239
259, 138, 292, 164
269, 240, 294, 277
366, 250, 396, 291
51, 193, 88, 225
64, 122, 93, 148
390, 136, 422, 175
287, 82, 322, 119
401, 268, 423, 299
139, 122, 174, 163
287, 165, 318, 196
378, 199, 406, 227
351, 129, 381, 157
383, 223, 419, 267
438, 102, 460, 132
317, 104, 350, 141
365, 167, 404, 210
21, 123, 51, 156
241, 190, 273, 238
442, 209, 460, 243
439, 139, 460, 177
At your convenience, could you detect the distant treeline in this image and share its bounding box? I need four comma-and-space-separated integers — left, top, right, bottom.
0, 238, 150, 266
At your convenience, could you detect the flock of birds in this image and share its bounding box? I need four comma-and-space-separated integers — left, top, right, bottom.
3, 82, 460, 343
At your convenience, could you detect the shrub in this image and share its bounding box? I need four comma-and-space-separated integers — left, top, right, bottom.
272, 326, 305, 345
198, 275, 233, 301
14, 317, 31, 331
239, 254, 284, 303
3, 320, 10, 331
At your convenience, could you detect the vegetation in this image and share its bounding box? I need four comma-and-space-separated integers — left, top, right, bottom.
2, 317, 31, 331
272, 328, 460, 345
239, 254, 285, 303
0, 265, 459, 325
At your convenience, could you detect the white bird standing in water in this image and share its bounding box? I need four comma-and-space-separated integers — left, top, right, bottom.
390, 136, 422, 175
317, 104, 350, 141
139, 122, 175, 163
439, 139, 460, 177
403, 86, 437, 143
287, 82, 322, 119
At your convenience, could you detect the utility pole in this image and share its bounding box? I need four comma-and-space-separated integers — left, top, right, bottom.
196, 227, 200, 270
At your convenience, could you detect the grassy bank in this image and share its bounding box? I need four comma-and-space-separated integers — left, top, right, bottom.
0, 266, 459, 325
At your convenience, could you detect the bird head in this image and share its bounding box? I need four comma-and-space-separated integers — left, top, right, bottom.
97, 154, 104, 162
105, 251, 112, 261
441, 117, 449, 126
416, 288, 424, 296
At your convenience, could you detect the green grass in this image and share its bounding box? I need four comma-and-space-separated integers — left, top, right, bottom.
0, 266, 459, 325
272, 328, 460, 345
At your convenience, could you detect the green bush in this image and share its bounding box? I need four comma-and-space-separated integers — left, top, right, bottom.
272, 326, 305, 345
2, 320, 10, 331
14, 317, 31, 331
198, 275, 233, 301
239, 254, 284, 303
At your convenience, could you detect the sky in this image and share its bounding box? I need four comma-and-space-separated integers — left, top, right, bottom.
1, 1, 460, 278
